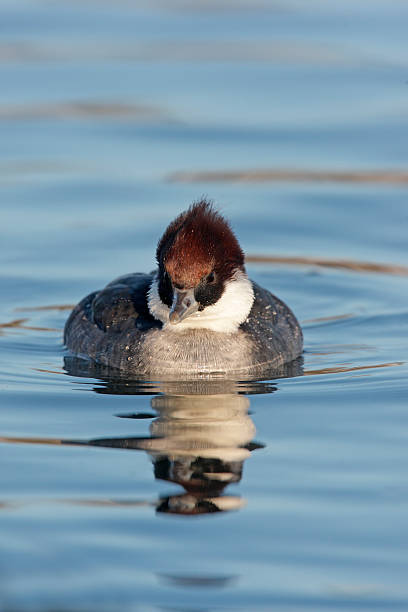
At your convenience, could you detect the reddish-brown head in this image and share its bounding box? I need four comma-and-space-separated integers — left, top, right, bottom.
156, 200, 245, 309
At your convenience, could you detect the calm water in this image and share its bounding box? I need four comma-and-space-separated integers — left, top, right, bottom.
1, 2, 408, 611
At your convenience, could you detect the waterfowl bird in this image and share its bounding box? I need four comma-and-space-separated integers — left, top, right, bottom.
64, 200, 303, 377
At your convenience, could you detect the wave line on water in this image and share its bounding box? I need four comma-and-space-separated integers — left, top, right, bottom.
15, 304, 75, 312
304, 361, 404, 376
245, 255, 408, 276
169, 168, 408, 185
0, 318, 60, 334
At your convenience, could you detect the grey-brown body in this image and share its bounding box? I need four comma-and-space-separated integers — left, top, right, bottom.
64, 273, 303, 378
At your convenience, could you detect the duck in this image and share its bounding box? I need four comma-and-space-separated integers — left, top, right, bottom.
64, 200, 303, 378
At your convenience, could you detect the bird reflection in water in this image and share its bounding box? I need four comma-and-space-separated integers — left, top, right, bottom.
143, 392, 261, 515
63, 356, 302, 516
81, 390, 261, 515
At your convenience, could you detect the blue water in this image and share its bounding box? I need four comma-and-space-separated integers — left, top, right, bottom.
1, 2, 408, 611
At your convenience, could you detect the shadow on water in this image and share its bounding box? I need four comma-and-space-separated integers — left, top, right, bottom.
0, 356, 303, 517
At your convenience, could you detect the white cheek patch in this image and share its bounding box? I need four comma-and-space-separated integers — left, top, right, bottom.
147, 278, 172, 326
147, 271, 254, 333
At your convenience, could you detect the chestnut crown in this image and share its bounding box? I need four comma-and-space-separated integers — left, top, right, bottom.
156, 200, 245, 293
149, 200, 254, 331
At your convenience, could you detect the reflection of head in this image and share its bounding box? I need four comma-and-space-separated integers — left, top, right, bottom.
154, 455, 243, 492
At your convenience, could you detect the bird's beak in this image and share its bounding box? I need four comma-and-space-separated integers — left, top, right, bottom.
169, 288, 199, 324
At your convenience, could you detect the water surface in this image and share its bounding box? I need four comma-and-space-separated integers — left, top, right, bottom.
1, 1, 408, 611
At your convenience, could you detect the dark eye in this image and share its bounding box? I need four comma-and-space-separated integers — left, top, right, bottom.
207, 271, 216, 284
